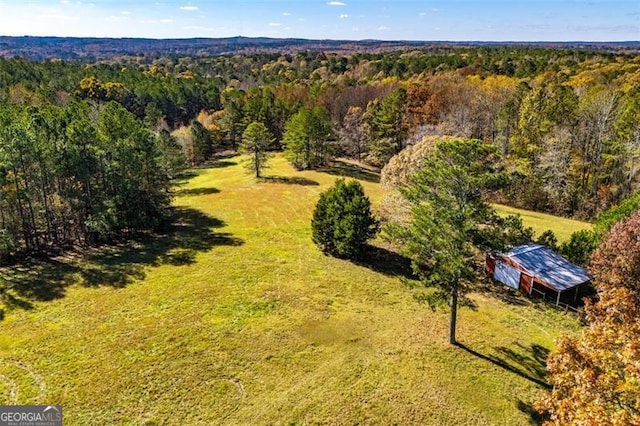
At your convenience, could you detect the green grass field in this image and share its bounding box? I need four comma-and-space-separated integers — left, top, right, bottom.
494, 204, 592, 243
0, 155, 586, 424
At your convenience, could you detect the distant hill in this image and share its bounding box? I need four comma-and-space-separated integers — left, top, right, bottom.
0, 36, 638, 61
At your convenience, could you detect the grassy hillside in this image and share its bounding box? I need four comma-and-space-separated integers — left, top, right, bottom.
494, 204, 592, 243
0, 155, 584, 424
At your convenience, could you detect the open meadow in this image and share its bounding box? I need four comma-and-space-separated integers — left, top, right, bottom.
0, 154, 587, 424
493, 204, 592, 244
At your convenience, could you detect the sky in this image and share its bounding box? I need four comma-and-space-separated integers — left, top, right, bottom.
0, 0, 637, 42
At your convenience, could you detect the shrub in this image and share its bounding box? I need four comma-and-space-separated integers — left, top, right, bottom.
536, 229, 559, 251
594, 190, 640, 234
312, 179, 379, 259
557, 191, 640, 267
560, 229, 599, 266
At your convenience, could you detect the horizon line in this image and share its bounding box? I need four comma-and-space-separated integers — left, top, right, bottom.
1, 35, 637, 44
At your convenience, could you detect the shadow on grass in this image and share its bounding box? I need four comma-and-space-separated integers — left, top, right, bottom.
355, 245, 416, 280
174, 187, 221, 196
455, 341, 551, 390
259, 176, 319, 186
175, 170, 201, 179
4, 258, 76, 302
208, 160, 237, 169
320, 160, 380, 183
477, 279, 532, 307
0, 207, 243, 314
173, 169, 205, 186
516, 399, 547, 425
172, 157, 237, 185
79, 207, 243, 287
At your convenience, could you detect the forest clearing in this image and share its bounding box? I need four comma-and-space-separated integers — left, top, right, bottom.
0, 155, 586, 424
0, 30, 638, 423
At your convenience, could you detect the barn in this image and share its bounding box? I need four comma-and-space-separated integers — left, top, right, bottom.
485, 244, 591, 307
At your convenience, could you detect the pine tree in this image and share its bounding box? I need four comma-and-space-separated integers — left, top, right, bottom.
282, 107, 332, 170
312, 179, 378, 259
240, 121, 272, 178
386, 138, 529, 344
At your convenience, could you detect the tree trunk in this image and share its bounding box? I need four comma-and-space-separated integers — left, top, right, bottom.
11, 168, 30, 252
449, 280, 458, 345
254, 148, 260, 178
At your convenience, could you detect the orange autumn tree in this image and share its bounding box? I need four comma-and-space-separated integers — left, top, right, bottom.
540, 211, 640, 425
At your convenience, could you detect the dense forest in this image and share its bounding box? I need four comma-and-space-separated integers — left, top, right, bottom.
2, 36, 637, 61
0, 44, 638, 259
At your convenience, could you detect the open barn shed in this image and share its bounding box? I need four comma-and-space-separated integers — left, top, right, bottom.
485, 244, 591, 307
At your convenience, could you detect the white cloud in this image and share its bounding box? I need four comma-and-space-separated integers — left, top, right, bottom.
268, 22, 282, 26
121, 11, 131, 15
327, 1, 347, 6
419, 12, 427, 17
339, 14, 350, 19
282, 12, 291, 16
141, 18, 175, 24
105, 15, 131, 22
36, 7, 79, 23
184, 25, 213, 30
432, 8, 441, 12
180, 6, 198, 11
377, 25, 389, 30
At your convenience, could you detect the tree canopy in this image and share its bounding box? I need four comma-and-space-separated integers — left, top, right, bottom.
0, 45, 638, 262
282, 106, 333, 170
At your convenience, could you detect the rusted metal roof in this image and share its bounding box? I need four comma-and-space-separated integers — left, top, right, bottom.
502, 244, 590, 292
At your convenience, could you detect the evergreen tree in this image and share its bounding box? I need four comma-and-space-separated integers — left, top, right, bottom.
282, 106, 332, 170
282, 108, 309, 169
365, 88, 407, 166
190, 120, 212, 165
0, 100, 173, 254
220, 87, 246, 149
240, 121, 272, 178
312, 179, 378, 259
386, 138, 530, 344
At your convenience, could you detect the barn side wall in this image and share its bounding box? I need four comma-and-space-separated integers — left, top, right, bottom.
519, 273, 534, 294
485, 254, 496, 276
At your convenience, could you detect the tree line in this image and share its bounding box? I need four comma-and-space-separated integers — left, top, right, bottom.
0, 100, 182, 261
